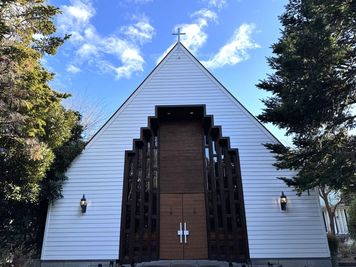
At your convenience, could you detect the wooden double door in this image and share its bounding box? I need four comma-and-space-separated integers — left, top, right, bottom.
160, 193, 208, 259
159, 119, 208, 259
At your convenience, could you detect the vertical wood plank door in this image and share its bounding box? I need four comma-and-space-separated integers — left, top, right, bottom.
160, 194, 183, 259
183, 193, 208, 259
159, 193, 208, 260
159, 119, 208, 259
160, 120, 205, 193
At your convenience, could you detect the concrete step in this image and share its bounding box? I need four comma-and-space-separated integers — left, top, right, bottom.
339, 263, 356, 267
135, 260, 245, 267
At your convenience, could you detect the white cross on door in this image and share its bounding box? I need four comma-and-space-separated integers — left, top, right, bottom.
177, 222, 189, 243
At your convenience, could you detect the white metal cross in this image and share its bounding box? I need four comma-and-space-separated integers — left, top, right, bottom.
172, 28, 186, 43
178, 222, 183, 243
183, 222, 189, 244
177, 222, 189, 244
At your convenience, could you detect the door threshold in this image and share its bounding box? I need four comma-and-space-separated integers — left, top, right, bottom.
134, 260, 244, 267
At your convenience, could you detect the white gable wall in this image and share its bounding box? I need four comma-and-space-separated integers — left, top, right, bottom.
41, 44, 330, 260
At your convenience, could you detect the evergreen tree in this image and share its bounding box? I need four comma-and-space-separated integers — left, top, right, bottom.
257, 0, 356, 235
0, 0, 84, 265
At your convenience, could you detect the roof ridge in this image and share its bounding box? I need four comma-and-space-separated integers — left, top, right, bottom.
85, 42, 179, 146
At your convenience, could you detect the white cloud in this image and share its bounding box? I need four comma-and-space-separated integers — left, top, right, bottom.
156, 8, 216, 64
121, 16, 155, 44
201, 23, 260, 69
77, 43, 99, 58
65, 3, 92, 22
206, 0, 226, 9
57, 0, 95, 43
113, 48, 145, 79
66, 64, 81, 73
83, 25, 98, 40
56, 0, 155, 79
98, 37, 145, 79
155, 7, 258, 71
192, 8, 217, 22
179, 9, 217, 53
125, 0, 153, 4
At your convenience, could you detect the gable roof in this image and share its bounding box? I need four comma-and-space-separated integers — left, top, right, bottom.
86, 41, 281, 148
43, 41, 330, 262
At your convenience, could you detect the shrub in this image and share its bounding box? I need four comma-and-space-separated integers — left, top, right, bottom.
328, 233, 339, 255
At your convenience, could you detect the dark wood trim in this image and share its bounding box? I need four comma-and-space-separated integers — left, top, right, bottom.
202, 119, 249, 262
120, 132, 160, 263
225, 147, 239, 258
202, 124, 211, 262
128, 145, 138, 261
139, 139, 146, 259
156, 128, 161, 260
119, 151, 130, 261
217, 138, 228, 259
147, 130, 153, 258
235, 150, 250, 259
207, 132, 220, 257
119, 105, 249, 263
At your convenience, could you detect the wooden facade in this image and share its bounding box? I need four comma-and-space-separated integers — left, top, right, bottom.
119, 106, 249, 264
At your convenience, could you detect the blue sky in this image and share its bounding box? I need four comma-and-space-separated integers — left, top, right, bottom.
46, 0, 289, 143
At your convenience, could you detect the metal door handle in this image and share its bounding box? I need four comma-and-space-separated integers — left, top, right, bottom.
177, 222, 183, 243
184, 222, 189, 244
178, 222, 190, 244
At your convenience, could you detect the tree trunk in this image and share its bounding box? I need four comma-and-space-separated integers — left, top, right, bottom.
326, 206, 336, 235
319, 187, 336, 235
319, 188, 339, 267
325, 204, 339, 267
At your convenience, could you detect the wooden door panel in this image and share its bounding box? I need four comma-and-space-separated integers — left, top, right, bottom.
159, 120, 208, 260
160, 120, 204, 194
159, 194, 183, 259
183, 193, 208, 259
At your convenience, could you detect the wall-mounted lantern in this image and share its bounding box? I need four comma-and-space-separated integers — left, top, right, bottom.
280, 191, 287, 211
80, 194, 87, 213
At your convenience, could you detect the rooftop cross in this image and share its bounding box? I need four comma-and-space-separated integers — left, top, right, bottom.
172, 27, 186, 43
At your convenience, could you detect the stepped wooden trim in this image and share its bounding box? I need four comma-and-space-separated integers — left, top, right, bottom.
119, 105, 249, 264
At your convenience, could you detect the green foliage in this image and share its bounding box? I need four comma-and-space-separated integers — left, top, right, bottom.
348, 198, 356, 240
258, 0, 355, 133
0, 0, 85, 264
257, 0, 356, 194
265, 133, 356, 193
40, 117, 86, 203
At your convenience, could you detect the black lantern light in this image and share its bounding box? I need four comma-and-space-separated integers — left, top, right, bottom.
280, 191, 287, 211
80, 194, 87, 213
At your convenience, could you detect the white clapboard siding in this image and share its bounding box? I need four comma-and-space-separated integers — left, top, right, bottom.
41, 43, 330, 260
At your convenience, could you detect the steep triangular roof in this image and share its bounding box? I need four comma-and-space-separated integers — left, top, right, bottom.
86, 42, 279, 148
